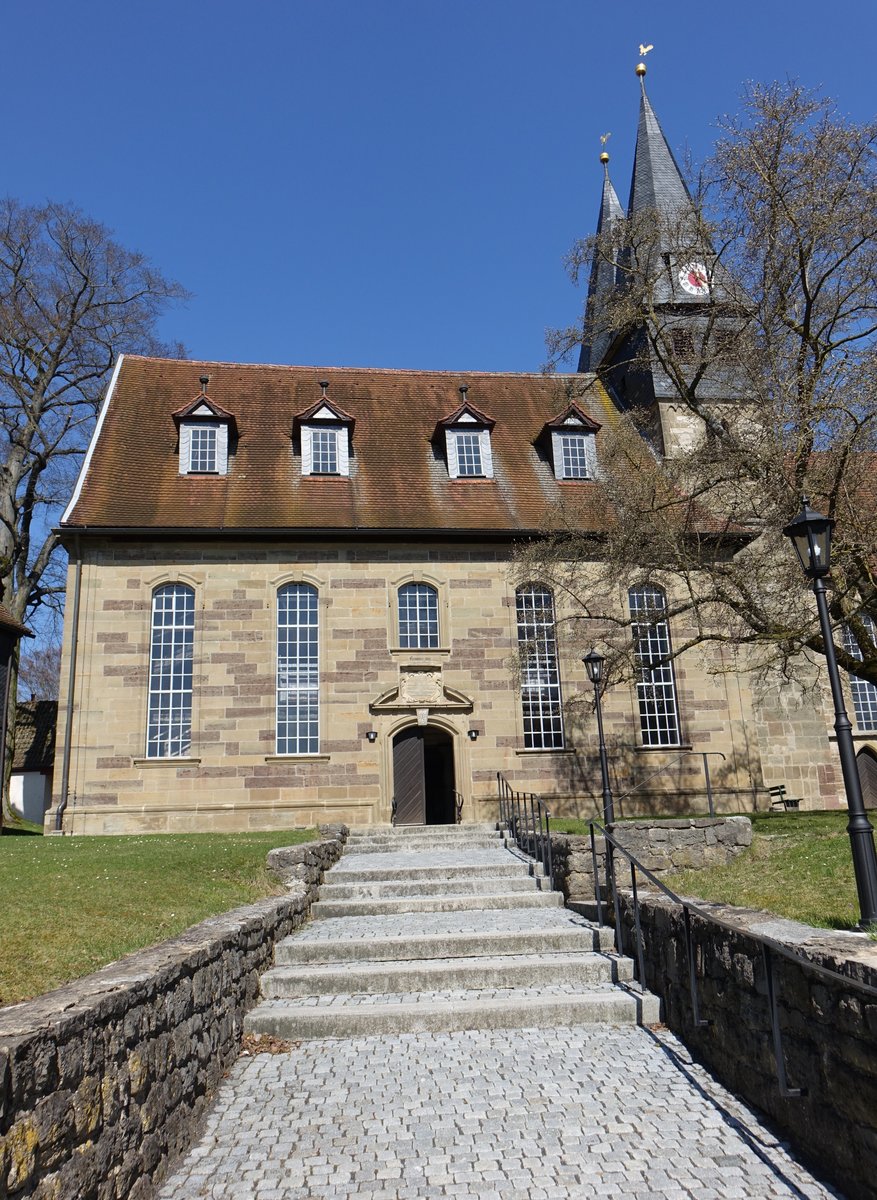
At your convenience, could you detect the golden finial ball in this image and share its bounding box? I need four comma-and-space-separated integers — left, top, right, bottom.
636, 62, 647, 77
600, 152, 610, 164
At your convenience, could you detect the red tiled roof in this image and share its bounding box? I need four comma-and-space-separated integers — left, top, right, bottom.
63, 357, 622, 535
0, 604, 32, 637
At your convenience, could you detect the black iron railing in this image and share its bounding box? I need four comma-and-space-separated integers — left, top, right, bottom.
497, 773, 554, 890
589, 818, 877, 1098
612, 749, 728, 817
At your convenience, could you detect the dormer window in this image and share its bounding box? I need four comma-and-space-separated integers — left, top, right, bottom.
173, 377, 237, 476
294, 384, 355, 479
537, 402, 600, 482
434, 387, 495, 481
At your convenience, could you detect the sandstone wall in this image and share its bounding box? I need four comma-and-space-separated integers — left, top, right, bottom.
0, 826, 346, 1200
617, 895, 877, 1200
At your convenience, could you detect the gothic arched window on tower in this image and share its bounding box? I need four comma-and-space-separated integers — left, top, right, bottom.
628, 584, 682, 747
516, 585, 564, 749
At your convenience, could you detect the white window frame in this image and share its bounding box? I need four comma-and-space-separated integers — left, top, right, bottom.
446, 427, 493, 479
551, 429, 596, 480
146, 583, 195, 758
842, 617, 877, 731
516, 584, 564, 749
276, 583, 320, 754
302, 424, 350, 476
398, 582, 440, 649
629, 585, 682, 747
179, 420, 228, 475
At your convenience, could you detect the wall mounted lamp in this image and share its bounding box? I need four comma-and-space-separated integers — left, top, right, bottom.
365, 731, 378, 743
468, 729, 479, 741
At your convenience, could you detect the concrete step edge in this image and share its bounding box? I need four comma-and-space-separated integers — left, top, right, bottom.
275, 926, 615, 962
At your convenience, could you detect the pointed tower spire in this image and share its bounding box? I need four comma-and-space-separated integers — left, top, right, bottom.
628, 61, 692, 219
578, 151, 626, 372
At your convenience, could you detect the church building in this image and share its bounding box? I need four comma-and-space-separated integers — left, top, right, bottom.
50, 67, 869, 835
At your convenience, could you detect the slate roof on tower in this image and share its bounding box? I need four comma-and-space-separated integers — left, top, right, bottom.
61, 356, 619, 536
578, 157, 626, 373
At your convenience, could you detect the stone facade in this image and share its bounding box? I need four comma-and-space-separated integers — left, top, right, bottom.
0, 826, 346, 1200
51, 538, 861, 836
50, 534, 859, 836
617, 894, 877, 1200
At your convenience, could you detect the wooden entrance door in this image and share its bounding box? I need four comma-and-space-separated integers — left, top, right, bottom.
393, 727, 426, 825
857, 747, 877, 810
392, 726, 456, 825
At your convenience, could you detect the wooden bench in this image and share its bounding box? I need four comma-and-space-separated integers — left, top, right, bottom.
768, 785, 801, 811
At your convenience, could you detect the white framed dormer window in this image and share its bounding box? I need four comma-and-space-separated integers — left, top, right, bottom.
180, 419, 228, 475
298, 391, 353, 478
552, 429, 596, 480
446, 425, 493, 479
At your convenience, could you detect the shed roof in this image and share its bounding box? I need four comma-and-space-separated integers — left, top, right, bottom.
12, 700, 57, 772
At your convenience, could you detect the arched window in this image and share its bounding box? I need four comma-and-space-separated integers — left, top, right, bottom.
842, 617, 877, 731
398, 583, 439, 649
516, 585, 564, 749
277, 584, 319, 754
628, 585, 681, 746
146, 583, 195, 758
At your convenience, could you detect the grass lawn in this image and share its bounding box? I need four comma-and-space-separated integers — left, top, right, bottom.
0, 829, 316, 1007
550, 811, 864, 931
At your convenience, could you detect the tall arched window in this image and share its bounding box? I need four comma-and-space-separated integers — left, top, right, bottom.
398, 582, 439, 649
628, 584, 681, 746
516, 584, 564, 749
146, 583, 195, 758
277, 583, 320, 754
842, 617, 877, 731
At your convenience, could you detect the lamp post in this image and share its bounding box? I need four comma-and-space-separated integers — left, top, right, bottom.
783, 497, 877, 927
583, 650, 615, 826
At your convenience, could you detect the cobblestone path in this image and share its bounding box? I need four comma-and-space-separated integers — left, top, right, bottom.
156, 1024, 840, 1199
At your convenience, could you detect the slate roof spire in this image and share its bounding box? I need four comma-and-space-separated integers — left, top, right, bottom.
577, 151, 626, 373
628, 61, 692, 219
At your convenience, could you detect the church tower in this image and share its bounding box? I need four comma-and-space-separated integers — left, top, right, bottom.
581, 58, 750, 456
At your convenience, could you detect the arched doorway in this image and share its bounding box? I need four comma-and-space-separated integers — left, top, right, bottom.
856, 747, 877, 810
392, 725, 456, 825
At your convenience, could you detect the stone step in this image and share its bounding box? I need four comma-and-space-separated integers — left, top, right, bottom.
310, 890, 564, 918
342, 838, 503, 854
244, 984, 660, 1039
260, 951, 631, 998
346, 824, 495, 837
326, 860, 536, 884
318, 875, 543, 900
275, 923, 615, 964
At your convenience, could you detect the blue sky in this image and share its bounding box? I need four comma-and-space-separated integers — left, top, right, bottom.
5, 1, 876, 374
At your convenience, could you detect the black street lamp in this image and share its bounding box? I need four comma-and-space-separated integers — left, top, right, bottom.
583, 650, 615, 826
783, 497, 877, 928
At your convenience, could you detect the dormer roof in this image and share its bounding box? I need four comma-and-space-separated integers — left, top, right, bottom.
292, 397, 356, 434
432, 399, 496, 442
172, 391, 238, 437
540, 403, 602, 436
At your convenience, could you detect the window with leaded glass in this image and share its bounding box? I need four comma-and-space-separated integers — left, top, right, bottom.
146, 584, 195, 758
398, 583, 439, 649
311, 428, 339, 474
629, 585, 681, 747
842, 617, 877, 731
277, 583, 320, 754
516, 585, 564, 749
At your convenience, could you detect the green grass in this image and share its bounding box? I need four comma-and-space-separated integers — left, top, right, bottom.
551, 811, 863, 930
0, 829, 316, 1006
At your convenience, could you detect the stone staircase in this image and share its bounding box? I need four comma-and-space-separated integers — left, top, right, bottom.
245, 823, 659, 1040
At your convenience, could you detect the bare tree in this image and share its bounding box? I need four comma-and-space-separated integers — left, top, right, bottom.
18, 640, 61, 701
528, 83, 877, 688
0, 199, 187, 820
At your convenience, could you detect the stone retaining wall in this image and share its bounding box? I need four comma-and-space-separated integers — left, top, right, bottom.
0, 824, 347, 1200
550, 817, 752, 902
617, 894, 877, 1200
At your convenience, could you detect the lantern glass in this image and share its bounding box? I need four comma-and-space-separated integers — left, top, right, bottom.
583, 650, 604, 685
783, 500, 833, 579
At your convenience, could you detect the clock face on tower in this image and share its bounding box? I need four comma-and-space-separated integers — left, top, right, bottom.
678, 262, 710, 296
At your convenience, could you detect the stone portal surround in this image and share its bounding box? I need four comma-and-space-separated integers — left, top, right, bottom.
0, 824, 347, 1200
550, 816, 753, 902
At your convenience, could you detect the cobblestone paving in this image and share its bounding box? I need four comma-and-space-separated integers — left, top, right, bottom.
294, 908, 592, 942
156, 1026, 840, 1200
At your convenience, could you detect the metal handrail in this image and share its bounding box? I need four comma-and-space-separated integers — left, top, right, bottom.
612, 750, 727, 816
497, 773, 554, 890
589, 818, 877, 1098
